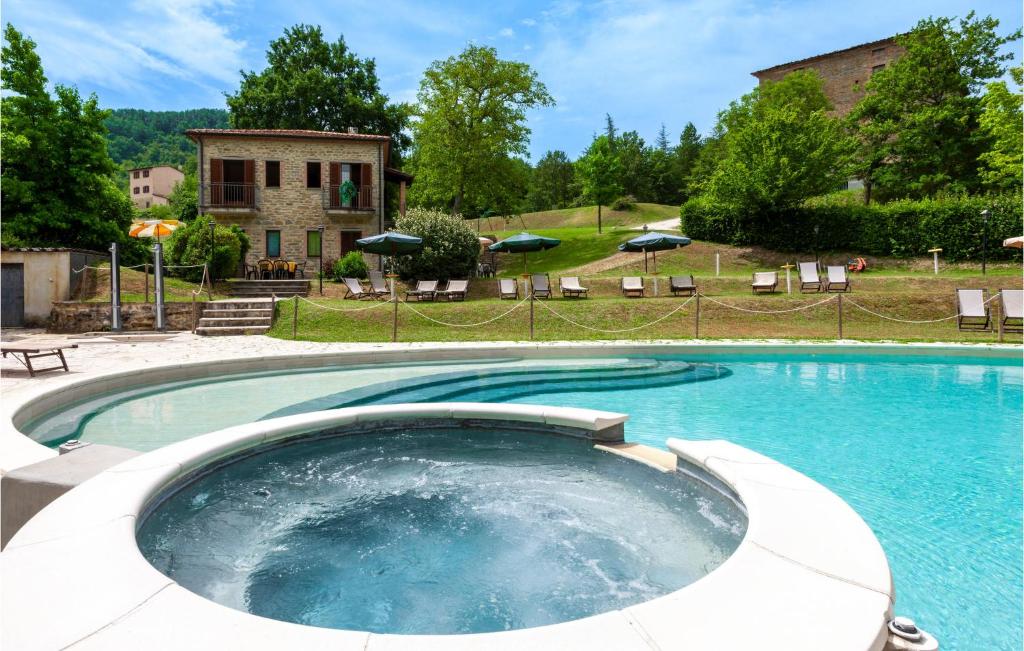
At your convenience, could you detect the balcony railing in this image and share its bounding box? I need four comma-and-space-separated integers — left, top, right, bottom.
323, 184, 374, 211
202, 183, 259, 210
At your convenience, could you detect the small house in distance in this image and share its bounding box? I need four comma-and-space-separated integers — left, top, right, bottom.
128, 165, 184, 209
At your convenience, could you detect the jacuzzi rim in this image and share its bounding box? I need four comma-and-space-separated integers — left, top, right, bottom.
4, 403, 896, 650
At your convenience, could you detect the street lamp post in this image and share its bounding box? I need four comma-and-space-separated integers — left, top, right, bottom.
981, 209, 990, 276
208, 219, 216, 268
318, 224, 325, 295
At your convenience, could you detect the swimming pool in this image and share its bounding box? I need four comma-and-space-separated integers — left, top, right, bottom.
22, 352, 1023, 649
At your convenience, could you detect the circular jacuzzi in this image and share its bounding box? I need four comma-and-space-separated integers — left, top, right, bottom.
137, 425, 746, 634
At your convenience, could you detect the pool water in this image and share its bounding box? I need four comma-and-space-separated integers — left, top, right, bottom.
137, 428, 746, 634
25, 354, 1023, 648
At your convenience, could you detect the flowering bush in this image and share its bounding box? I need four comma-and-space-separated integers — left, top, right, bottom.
393, 208, 479, 281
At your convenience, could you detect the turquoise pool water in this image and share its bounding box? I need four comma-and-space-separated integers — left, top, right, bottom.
24, 353, 1023, 648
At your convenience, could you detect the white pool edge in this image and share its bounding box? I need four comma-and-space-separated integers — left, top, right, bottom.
2, 404, 894, 651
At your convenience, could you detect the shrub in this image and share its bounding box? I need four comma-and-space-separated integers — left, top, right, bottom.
332, 251, 369, 280
610, 195, 637, 211
393, 208, 479, 282
681, 192, 1022, 261
164, 215, 245, 282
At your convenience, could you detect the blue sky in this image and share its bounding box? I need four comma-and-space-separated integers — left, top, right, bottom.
3, 0, 1021, 159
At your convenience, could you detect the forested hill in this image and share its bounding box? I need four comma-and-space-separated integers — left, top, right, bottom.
105, 108, 229, 175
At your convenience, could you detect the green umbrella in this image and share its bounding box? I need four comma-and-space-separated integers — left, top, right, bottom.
618, 231, 691, 273
356, 231, 423, 256
488, 232, 561, 273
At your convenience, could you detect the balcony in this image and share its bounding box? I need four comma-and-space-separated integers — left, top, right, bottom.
323, 184, 374, 213
202, 183, 259, 213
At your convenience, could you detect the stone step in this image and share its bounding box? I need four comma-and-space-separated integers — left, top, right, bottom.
230, 290, 308, 297
195, 325, 271, 336
229, 282, 310, 289
206, 301, 275, 310
200, 308, 274, 319
197, 316, 272, 328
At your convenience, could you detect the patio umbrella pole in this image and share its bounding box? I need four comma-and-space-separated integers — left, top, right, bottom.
644, 251, 648, 274
652, 249, 657, 274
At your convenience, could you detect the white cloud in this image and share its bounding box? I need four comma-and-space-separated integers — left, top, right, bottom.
499, 27, 515, 38
521, 18, 537, 27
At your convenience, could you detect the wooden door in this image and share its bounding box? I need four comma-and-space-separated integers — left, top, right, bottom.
1, 264, 25, 327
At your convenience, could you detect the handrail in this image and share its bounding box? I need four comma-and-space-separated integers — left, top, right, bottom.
202, 182, 259, 209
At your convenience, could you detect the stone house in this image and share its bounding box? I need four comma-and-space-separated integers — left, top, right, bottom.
128, 165, 184, 209
186, 128, 413, 272
751, 37, 905, 116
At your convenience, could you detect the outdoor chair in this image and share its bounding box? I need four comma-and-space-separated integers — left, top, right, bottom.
257, 259, 274, 280
498, 278, 519, 300
531, 274, 552, 299
368, 270, 389, 298
243, 262, 258, 280
621, 276, 645, 298
438, 280, 469, 302
273, 260, 289, 279
1, 343, 77, 377
824, 265, 850, 293
798, 262, 822, 293
752, 272, 778, 294
293, 262, 306, 278
342, 277, 376, 300
956, 289, 991, 331
1000, 289, 1023, 333
406, 280, 438, 302
670, 275, 696, 296
559, 276, 589, 298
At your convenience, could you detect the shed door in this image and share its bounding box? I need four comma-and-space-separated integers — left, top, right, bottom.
1, 263, 25, 327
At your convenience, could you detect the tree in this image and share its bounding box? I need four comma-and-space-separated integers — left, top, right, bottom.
226, 25, 410, 158
1, 24, 136, 255
674, 122, 704, 202
849, 13, 1021, 200
604, 113, 618, 146
167, 173, 199, 222
392, 208, 480, 282
615, 131, 653, 201
576, 135, 623, 232
977, 67, 1023, 192
655, 123, 671, 152
409, 45, 553, 214
528, 150, 576, 211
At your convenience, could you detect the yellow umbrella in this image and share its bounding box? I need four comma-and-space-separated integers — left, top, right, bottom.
129, 219, 181, 241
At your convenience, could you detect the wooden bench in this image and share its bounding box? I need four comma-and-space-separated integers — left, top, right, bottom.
1, 343, 77, 377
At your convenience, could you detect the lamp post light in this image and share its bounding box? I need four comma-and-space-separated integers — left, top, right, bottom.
208, 219, 216, 268
318, 224, 325, 295
981, 209, 990, 276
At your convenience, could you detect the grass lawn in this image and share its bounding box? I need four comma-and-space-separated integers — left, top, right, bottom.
490, 227, 638, 276
75, 264, 230, 302
481, 203, 678, 232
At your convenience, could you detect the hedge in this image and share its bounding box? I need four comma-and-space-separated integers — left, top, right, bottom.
680, 192, 1022, 261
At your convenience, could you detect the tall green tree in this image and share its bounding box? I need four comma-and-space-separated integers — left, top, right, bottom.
674, 122, 704, 203
528, 150, 576, 211
409, 44, 553, 213
226, 25, 410, 157
849, 13, 1021, 200
977, 66, 1023, 192
616, 131, 653, 200
576, 135, 623, 232
1, 24, 135, 253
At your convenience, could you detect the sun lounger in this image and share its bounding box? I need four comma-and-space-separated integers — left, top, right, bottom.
559, 276, 588, 298
824, 265, 850, 293
670, 275, 696, 296
956, 289, 991, 331
621, 276, 645, 298
1, 343, 78, 377
1000, 289, 1023, 333
342, 277, 376, 300
368, 270, 390, 297
498, 278, 519, 300
437, 279, 469, 302
798, 262, 821, 293
406, 280, 438, 302
531, 274, 551, 299
752, 272, 778, 294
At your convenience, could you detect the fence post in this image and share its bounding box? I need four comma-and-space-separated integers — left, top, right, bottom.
392, 277, 399, 343
997, 290, 1004, 343
191, 294, 197, 334
530, 291, 535, 340
837, 293, 843, 339
715, 252, 720, 277
292, 296, 299, 339
270, 293, 277, 327
144, 263, 150, 304
695, 292, 701, 339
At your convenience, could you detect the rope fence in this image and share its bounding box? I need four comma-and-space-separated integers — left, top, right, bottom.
535, 294, 696, 333
400, 294, 531, 328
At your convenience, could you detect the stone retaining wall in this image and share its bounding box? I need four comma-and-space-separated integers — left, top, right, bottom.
49, 302, 210, 333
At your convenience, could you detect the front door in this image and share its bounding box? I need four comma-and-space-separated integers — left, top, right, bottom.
341, 231, 361, 256
1, 263, 26, 327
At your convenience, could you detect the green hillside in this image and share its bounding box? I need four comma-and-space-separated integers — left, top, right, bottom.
488, 203, 679, 231
105, 108, 229, 182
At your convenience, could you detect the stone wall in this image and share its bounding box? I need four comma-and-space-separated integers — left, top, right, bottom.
199, 135, 385, 270
49, 302, 209, 333
752, 39, 905, 116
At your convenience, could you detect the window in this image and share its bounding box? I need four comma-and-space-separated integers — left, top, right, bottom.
143, 169, 150, 178
133, 171, 140, 179
307, 230, 322, 258
871, 64, 885, 75
306, 161, 322, 188
265, 161, 280, 188
340, 231, 361, 255
142, 185, 150, 193
266, 230, 281, 258
133, 187, 140, 195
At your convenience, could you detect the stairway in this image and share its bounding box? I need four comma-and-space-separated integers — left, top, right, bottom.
196, 298, 275, 336
226, 279, 310, 298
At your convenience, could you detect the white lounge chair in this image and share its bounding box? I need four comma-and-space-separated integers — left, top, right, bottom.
621, 276, 644, 298
670, 275, 696, 296
368, 270, 389, 298
559, 276, 588, 298
437, 279, 469, 301
342, 277, 375, 300
956, 289, 991, 331
1000, 289, 1023, 333
531, 274, 552, 299
798, 262, 821, 293
498, 278, 518, 300
824, 265, 850, 293
406, 280, 438, 302
752, 272, 778, 294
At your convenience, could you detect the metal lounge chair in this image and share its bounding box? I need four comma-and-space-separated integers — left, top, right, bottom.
956, 289, 991, 331
1000, 289, 1023, 333
824, 265, 850, 293
406, 280, 438, 302
498, 278, 519, 300
621, 276, 644, 298
531, 274, 551, 299
1, 342, 78, 377
559, 276, 589, 298
670, 275, 696, 296
342, 277, 374, 300
437, 280, 469, 301
368, 270, 389, 298
752, 272, 778, 294
798, 262, 821, 293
